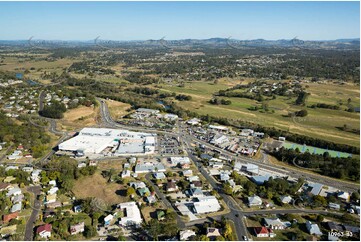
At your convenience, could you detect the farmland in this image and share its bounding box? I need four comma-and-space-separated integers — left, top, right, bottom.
151, 80, 360, 147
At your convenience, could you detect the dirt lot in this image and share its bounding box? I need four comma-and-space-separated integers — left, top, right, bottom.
105, 100, 131, 120
72, 172, 129, 205
59, 105, 99, 131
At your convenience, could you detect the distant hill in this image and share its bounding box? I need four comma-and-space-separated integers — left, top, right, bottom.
0, 37, 359, 50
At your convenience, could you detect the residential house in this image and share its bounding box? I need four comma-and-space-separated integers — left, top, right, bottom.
156, 210, 165, 221
251, 175, 271, 185
70, 222, 85, 235
36, 224, 52, 238
3, 212, 19, 223
190, 180, 202, 189
248, 195, 262, 207
263, 218, 286, 230
46, 201, 62, 209
200, 154, 213, 161
337, 192, 350, 202
6, 187, 21, 197
49, 180, 57, 187
46, 194, 57, 204
138, 187, 150, 197
130, 182, 146, 190
206, 228, 221, 239
187, 176, 200, 182
254, 227, 275, 238
73, 205, 82, 213
104, 214, 114, 226
280, 195, 293, 204
306, 221, 322, 236
48, 187, 59, 195
12, 194, 24, 204
117, 202, 142, 227
179, 230, 196, 241
22, 166, 34, 173
146, 194, 157, 204
188, 188, 203, 197
166, 181, 179, 192
181, 163, 190, 169
183, 170, 193, 177
121, 170, 131, 178
154, 172, 166, 180
220, 172, 230, 181
31, 169, 42, 183
329, 203, 341, 210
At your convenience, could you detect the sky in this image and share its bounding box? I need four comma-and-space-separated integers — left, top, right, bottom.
0, 1, 359, 41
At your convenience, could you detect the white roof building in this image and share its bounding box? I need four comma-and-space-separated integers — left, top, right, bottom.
193, 196, 221, 214
337, 191, 350, 202
170, 157, 191, 166
164, 113, 178, 121
47, 187, 59, 195
210, 135, 229, 146
58, 128, 156, 155
118, 202, 143, 226
6, 187, 21, 197
121, 170, 131, 178
187, 118, 201, 125
136, 108, 160, 114
208, 125, 229, 132
179, 230, 196, 241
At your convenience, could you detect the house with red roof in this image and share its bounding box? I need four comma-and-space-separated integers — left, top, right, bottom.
36, 224, 52, 238
3, 212, 19, 223
254, 226, 275, 238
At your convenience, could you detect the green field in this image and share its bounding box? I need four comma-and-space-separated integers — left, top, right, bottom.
153, 80, 360, 147
282, 141, 351, 158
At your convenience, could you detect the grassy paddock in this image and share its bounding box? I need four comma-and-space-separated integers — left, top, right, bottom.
153, 80, 360, 147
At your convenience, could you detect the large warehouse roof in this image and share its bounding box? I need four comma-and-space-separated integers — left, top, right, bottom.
58, 128, 156, 155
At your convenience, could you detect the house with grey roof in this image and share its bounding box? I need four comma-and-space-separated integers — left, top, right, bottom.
280, 195, 293, 204
248, 195, 262, 207
11, 202, 22, 213
308, 183, 323, 196
263, 218, 287, 230
135, 163, 165, 174
188, 188, 204, 197
306, 221, 322, 236
251, 175, 271, 185
328, 203, 341, 210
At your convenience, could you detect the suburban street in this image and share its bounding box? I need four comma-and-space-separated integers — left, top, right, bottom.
24, 186, 42, 241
